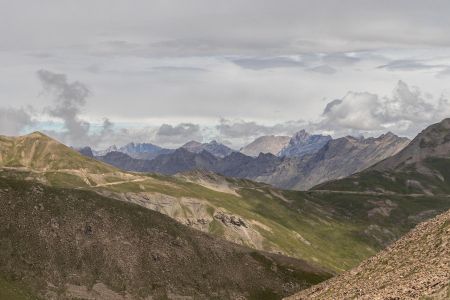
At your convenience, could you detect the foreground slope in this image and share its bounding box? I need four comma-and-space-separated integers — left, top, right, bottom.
317, 118, 450, 195
2, 132, 450, 273
287, 208, 450, 300
0, 177, 331, 299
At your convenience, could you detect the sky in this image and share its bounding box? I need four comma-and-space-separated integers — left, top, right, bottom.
1, 0, 450, 149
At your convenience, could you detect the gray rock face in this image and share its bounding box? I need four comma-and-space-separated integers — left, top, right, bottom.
256, 132, 410, 190
372, 118, 450, 172
182, 140, 235, 158
240, 135, 291, 157
279, 130, 332, 158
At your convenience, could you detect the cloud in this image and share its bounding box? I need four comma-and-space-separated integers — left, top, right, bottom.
378, 59, 448, 71
318, 81, 450, 136
231, 57, 304, 70
308, 65, 337, 74
0, 107, 35, 136
37, 69, 114, 147
154, 123, 202, 146
216, 118, 306, 140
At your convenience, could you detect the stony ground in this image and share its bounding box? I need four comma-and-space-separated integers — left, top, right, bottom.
286, 209, 450, 300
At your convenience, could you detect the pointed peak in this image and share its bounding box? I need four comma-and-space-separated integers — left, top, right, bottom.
26, 131, 50, 138
183, 140, 202, 147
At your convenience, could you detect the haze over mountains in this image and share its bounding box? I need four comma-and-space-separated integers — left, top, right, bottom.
0, 118, 449, 299
86, 129, 410, 191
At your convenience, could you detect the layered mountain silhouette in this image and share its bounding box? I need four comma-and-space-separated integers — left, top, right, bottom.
91, 130, 410, 190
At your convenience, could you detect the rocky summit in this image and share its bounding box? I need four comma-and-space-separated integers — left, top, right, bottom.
278, 130, 332, 158
240, 135, 291, 157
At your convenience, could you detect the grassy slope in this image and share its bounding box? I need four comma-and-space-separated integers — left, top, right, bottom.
0, 177, 331, 299
0, 277, 36, 300
315, 157, 450, 195
2, 132, 450, 274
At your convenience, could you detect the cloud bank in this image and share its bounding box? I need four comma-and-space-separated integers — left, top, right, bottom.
319, 81, 450, 136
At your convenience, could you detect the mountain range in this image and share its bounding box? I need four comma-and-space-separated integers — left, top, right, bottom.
1, 118, 449, 299
89, 130, 410, 190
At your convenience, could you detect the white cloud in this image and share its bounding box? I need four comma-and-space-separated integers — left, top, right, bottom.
319, 81, 450, 136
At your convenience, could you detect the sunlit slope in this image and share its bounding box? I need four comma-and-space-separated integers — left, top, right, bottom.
288, 208, 450, 299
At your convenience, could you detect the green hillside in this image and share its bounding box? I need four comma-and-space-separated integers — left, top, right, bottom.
0, 176, 332, 299
1, 131, 450, 273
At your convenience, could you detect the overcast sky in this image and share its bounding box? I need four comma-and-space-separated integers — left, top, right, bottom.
1, 0, 450, 149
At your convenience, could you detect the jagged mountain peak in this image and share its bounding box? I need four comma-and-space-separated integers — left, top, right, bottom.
279, 130, 332, 158
372, 118, 450, 171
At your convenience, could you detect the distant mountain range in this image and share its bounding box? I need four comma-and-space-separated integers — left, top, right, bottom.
93, 142, 174, 160
87, 130, 410, 190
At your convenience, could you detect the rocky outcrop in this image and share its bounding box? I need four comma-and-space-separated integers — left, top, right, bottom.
287, 208, 450, 300
240, 135, 290, 157
214, 210, 248, 228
